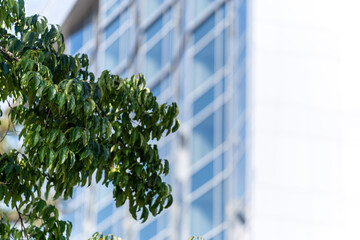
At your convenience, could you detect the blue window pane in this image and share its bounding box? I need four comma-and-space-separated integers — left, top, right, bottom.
112, 221, 123, 237
83, 21, 93, 41
103, 226, 112, 235
146, 16, 162, 41
214, 181, 226, 226
194, 14, 215, 43
214, 153, 225, 175
191, 161, 213, 191
97, 203, 113, 224
191, 189, 214, 236
192, 114, 214, 164
210, 231, 225, 240
193, 86, 214, 115
105, 17, 120, 39
146, 0, 164, 18
106, 0, 122, 16
119, 29, 130, 62
157, 213, 168, 231
236, 157, 246, 198
140, 220, 157, 240
194, 0, 215, 17
105, 38, 120, 69
151, 82, 161, 97
193, 40, 215, 89
214, 78, 225, 99
163, 30, 173, 64
70, 30, 83, 55
146, 41, 162, 78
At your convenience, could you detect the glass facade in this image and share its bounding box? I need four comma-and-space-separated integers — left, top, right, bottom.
62, 0, 246, 239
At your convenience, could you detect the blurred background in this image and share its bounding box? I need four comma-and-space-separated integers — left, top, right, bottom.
20, 0, 360, 239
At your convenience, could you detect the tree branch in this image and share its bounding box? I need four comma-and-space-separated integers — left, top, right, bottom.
15, 205, 29, 240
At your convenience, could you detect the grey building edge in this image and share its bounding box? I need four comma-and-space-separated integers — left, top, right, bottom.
59, 0, 247, 240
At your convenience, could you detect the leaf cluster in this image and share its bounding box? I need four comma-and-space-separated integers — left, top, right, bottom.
0, 0, 179, 239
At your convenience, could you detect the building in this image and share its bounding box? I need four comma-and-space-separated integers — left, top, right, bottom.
27, 0, 360, 239
43, 0, 247, 239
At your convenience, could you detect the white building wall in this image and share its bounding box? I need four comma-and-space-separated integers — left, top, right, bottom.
249, 0, 360, 239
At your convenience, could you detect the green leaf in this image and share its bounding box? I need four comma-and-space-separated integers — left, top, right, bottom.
69, 127, 82, 142
59, 147, 69, 164
47, 128, 59, 143
82, 129, 90, 146
48, 85, 56, 100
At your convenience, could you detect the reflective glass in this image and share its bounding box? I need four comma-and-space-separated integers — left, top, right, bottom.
112, 221, 123, 237
194, 0, 215, 17
214, 181, 225, 226
70, 30, 83, 55
191, 189, 214, 235
103, 226, 112, 235
194, 14, 215, 43
105, 17, 120, 39
193, 40, 215, 89
163, 30, 173, 64
83, 21, 93, 42
191, 161, 213, 191
193, 86, 214, 115
105, 38, 120, 69
146, 41, 162, 78
106, 0, 122, 16
236, 157, 246, 198
119, 29, 130, 62
192, 114, 214, 164
146, 0, 164, 18
146, 16, 162, 41
97, 203, 113, 224
139, 219, 157, 240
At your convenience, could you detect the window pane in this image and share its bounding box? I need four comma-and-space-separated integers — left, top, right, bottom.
140, 220, 157, 240
146, 0, 164, 18
191, 189, 213, 236
146, 41, 162, 78
106, 0, 122, 16
236, 157, 246, 198
194, 14, 215, 43
119, 28, 130, 62
105, 17, 120, 39
163, 30, 173, 64
191, 161, 213, 191
146, 16, 162, 41
193, 86, 214, 115
194, 0, 215, 17
97, 203, 113, 224
192, 114, 214, 164
70, 30, 83, 55
193, 40, 215, 89
105, 38, 120, 69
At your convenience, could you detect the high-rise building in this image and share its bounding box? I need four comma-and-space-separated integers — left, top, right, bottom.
27, 0, 355, 239
48, 0, 247, 239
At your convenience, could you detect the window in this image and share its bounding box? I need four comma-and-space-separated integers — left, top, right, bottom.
69, 18, 93, 55
139, 213, 168, 240
192, 114, 214, 164
191, 181, 226, 236
145, 29, 173, 80
191, 161, 214, 191
144, 0, 164, 19
193, 40, 215, 89
103, 9, 132, 70
97, 203, 113, 224
193, 86, 214, 115
191, 189, 214, 236
105, 0, 123, 17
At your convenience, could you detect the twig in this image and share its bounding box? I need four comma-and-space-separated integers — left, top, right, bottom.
0, 120, 11, 142
15, 205, 29, 240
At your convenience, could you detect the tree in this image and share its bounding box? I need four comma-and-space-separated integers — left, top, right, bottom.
0, 0, 179, 239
